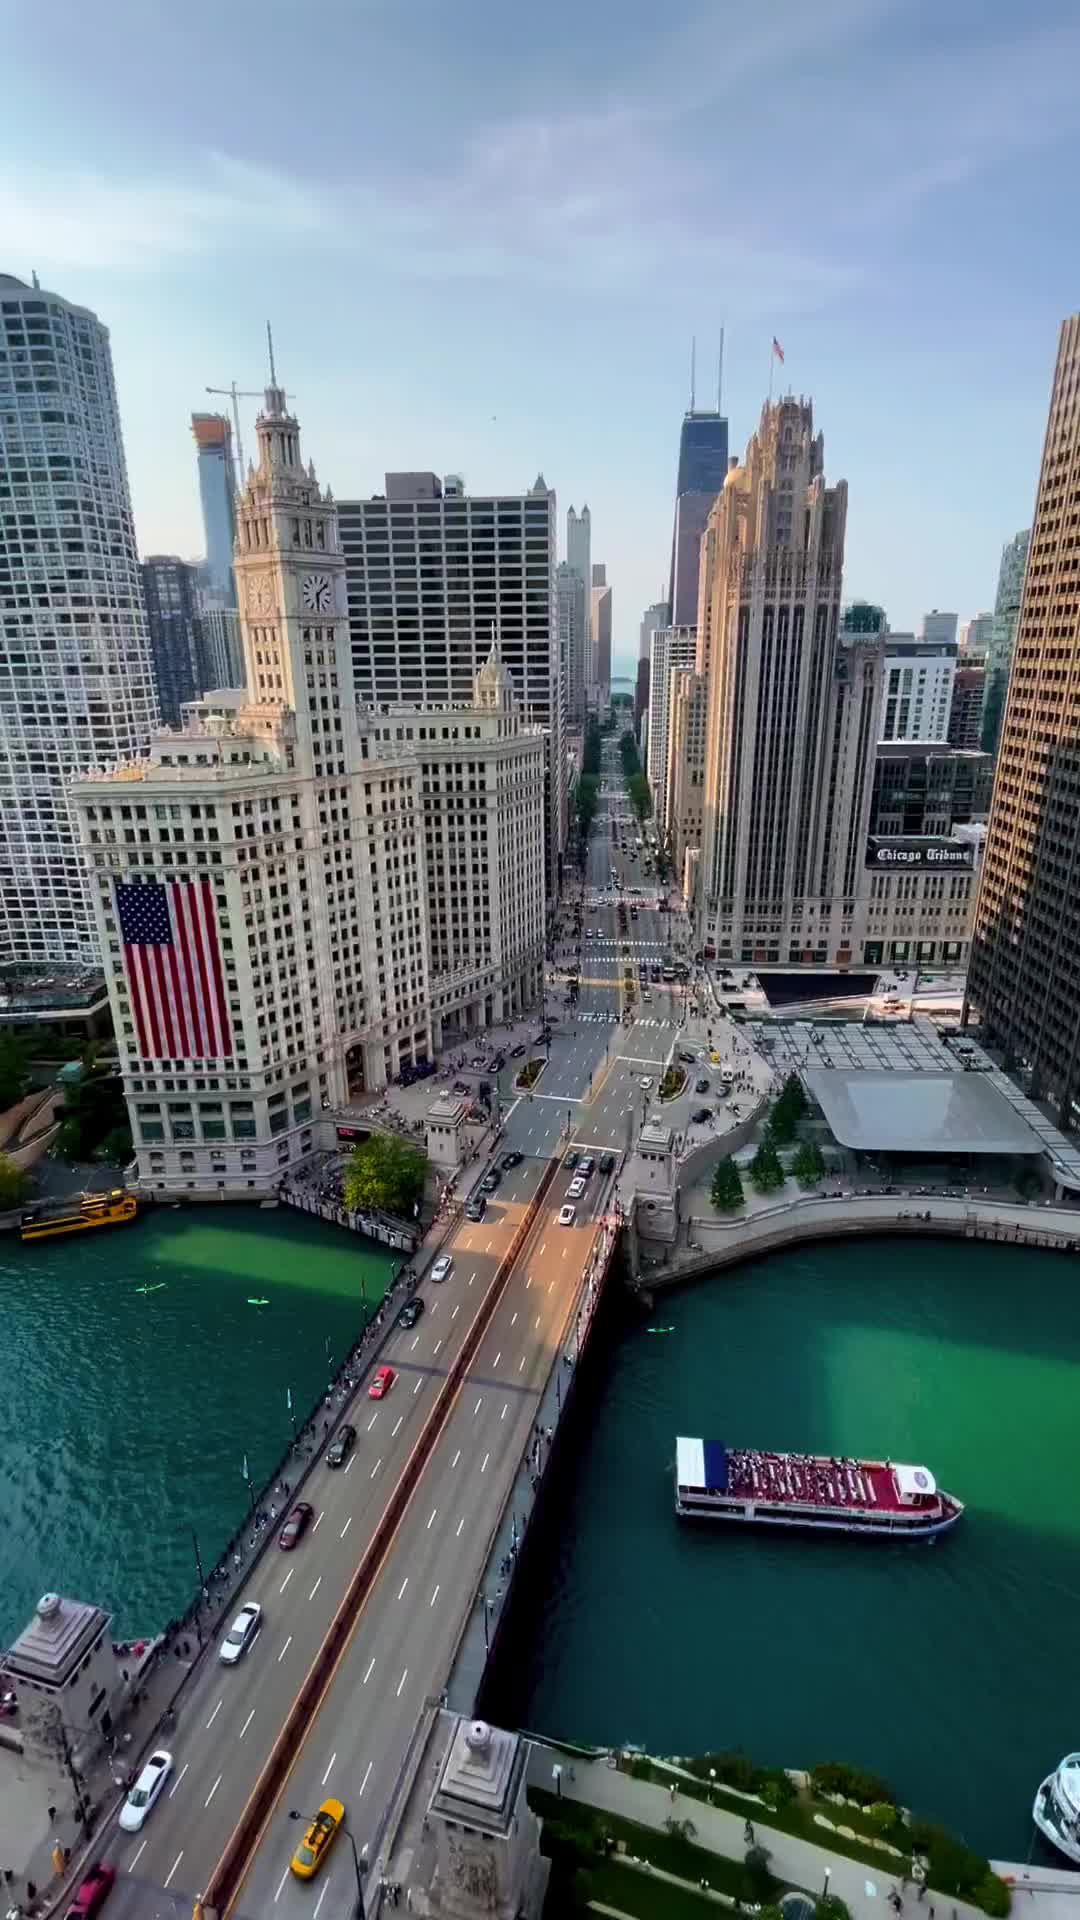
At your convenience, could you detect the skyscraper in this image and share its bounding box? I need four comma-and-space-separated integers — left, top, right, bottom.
696, 397, 881, 965
959, 612, 993, 659
965, 314, 1080, 1119
141, 556, 201, 726
947, 665, 986, 751
981, 529, 1030, 753
338, 471, 562, 893
589, 569, 612, 704
556, 561, 587, 725
646, 625, 696, 830
878, 636, 956, 742
669, 406, 729, 627
191, 413, 237, 600
0, 272, 157, 965
921, 609, 959, 647
636, 598, 668, 730
566, 503, 591, 605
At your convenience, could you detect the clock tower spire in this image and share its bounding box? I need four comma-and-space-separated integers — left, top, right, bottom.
232, 358, 359, 779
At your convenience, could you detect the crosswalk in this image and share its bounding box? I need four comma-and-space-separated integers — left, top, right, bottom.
576, 1010, 679, 1029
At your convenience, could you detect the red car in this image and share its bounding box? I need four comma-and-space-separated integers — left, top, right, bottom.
278, 1501, 314, 1550
66, 1863, 115, 1919
368, 1365, 396, 1400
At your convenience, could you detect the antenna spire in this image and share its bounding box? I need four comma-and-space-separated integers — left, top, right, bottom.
717, 325, 725, 413
689, 335, 696, 412
266, 321, 278, 388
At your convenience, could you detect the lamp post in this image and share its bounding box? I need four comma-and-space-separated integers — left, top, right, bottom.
823, 1864, 832, 1901
289, 1812, 368, 1919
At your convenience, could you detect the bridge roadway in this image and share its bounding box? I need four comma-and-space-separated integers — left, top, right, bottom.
106, 1151, 604, 1920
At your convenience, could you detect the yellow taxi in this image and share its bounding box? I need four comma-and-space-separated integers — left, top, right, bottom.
290, 1799, 345, 1879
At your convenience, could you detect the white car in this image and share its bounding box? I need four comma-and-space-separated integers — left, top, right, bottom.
567, 1176, 586, 1199
558, 1204, 576, 1226
431, 1254, 453, 1283
119, 1749, 173, 1832
219, 1601, 262, 1666
640, 1076, 653, 1090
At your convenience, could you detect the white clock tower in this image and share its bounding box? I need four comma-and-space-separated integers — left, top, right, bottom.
233, 379, 361, 782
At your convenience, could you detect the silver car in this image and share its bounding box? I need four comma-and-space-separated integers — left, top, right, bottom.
119, 1748, 173, 1832
219, 1601, 262, 1666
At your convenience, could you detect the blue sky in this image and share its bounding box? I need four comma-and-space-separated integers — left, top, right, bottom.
5, 0, 1079, 672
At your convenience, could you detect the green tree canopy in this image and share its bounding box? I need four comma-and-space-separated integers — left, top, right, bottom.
0, 1030, 30, 1112
343, 1133, 427, 1218
750, 1134, 785, 1194
0, 1152, 28, 1209
769, 1072, 807, 1144
792, 1140, 825, 1189
710, 1155, 744, 1213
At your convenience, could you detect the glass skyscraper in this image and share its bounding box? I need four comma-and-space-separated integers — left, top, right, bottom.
669, 409, 729, 627
191, 412, 237, 601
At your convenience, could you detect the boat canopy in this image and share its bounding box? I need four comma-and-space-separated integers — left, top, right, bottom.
676, 1437, 729, 1492
892, 1464, 938, 1502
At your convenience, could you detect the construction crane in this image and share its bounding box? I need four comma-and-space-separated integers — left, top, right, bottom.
203, 380, 264, 487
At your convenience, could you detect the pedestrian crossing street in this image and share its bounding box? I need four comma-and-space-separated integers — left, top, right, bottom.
577, 1010, 679, 1029
583, 939, 670, 953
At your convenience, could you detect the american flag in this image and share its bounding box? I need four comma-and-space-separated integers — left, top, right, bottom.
772, 336, 785, 363
115, 879, 232, 1060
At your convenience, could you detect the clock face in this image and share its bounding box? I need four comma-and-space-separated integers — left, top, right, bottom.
245, 574, 275, 617
301, 572, 333, 614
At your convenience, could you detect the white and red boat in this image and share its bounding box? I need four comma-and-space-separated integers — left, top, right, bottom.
675, 1437, 963, 1538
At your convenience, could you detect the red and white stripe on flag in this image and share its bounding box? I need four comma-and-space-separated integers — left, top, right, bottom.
117, 878, 232, 1060
772, 336, 785, 363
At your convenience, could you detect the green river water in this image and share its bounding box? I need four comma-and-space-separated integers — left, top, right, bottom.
2, 1215, 1074, 1858
0, 1205, 394, 1645
493, 1235, 1080, 1861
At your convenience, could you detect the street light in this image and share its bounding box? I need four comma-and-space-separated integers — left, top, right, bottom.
823, 1864, 832, 1900
289, 1811, 368, 1919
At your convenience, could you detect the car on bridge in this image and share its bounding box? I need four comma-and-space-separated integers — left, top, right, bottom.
558, 1203, 576, 1226
600, 1152, 616, 1174
567, 1177, 586, 1199
278, 1502, 314, 1550
219, 1601, 262, 1666
398, 1297, 425, 1329
119, 1749, 173, 1832
326, 1423, 357, 1469
290, 1799, 344, 1880
563, 1151, 579, 1170
480, 1168, 501, 1193
431, 1253, 453, 1282
64, 1862, 115, 1918
464, 1193, 487, 1222
501, 1149, 523, 1170
369, 1365, 396, 1400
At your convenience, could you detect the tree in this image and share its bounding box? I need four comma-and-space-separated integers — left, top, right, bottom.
750, 1135, 785, 1194
792, 1140, 826, 1189
742, 1843, 774, 1903
343, 1134, 427, 1218
0, 1030, 30, 1111
0, 1152, 28, 1209
711, 1156, 744, 1213
769, 1072, 807, 1144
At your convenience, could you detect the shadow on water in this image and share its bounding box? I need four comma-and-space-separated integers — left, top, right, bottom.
488, 1237, 1080, 1859
0, 1205, 396, 1642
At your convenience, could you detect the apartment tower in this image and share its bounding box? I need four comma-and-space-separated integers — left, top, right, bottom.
696, 397, 882, 965
965, 314, 1080, 1120
191, 412, 238, 601
0, 273, 158, 964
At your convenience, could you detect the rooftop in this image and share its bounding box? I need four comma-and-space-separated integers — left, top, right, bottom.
6, 1592, 111, 1689
805, 1067, 1040, 1155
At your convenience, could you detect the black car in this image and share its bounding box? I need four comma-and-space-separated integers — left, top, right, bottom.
509, 1044, 527, 1059
397, 1298, 425, 1330
501, 1150, 523, 1170
563, 1150, 579, 1170
325, 1424, 357, 1469
695, 1077, 711, 1093
678, 1050, 695, 1065
600, 1152, 615, 1175
691, 1107, 713, 1124
480, 1168, 501, 1194
464, 1194, 487, 1222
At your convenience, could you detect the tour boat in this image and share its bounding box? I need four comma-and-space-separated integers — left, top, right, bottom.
20, 1189, 139, 1243
674, 1437, 963, 1538
1033, 1755, 1080, 1864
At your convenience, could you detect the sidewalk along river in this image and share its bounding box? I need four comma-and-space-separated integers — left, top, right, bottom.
0, 1203, 397, 1644
489, 1235, 1080, 1860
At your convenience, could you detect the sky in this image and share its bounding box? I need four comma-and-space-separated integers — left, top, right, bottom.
4, 0, 1080, 675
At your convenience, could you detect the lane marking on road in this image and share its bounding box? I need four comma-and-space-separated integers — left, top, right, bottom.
363, 1656, 375, 1684
168, 1762, 189, 1800
430, 1583, 440, 1607
275, 1867, 290, 1902
457, 1516, 465, 1537
398, 1576, 409, 1600
469, 1273, 475, 1286
413, 1377, 423, 1394
321, 1750, 337, 1787
473, 1397, 482, 1415
433, 1337, 443, 1357
164, 1851, 184, 1890
492, 1350, 502, 1368
313, 1882, 329, 1920
392, 1415, 404, 1436
427, 1506, 438, 1529
548, 1280, 555, 1293
451, 1303, 460, 1319
279, 1568, 294, 1595
278, 1634, 292, 1663
128, 1840, 147, 1873
367, 1410, 379, 1429
519, 1355, 526, 1372
452, 1449, 461, 1468
240, 1708, 255, 1739
481, 1452, 490, 1473
539, 1243, 546, 1255
396, 1667, 408, 1697
429, 1299, 438, 1313
309, 1575, 322, 1601
525, 1276, 532, 1289
359, 1759, 373, 1796
206, 1697, 223, 1729
410, 1334, 420, 1352
370, 1456, 382, 1479
205, 1773, 222, 1809
501, 1402, 509, 1420
534, 1315, 541, 1330
510, 1311, 518, 1327
340, 1515, 353, 1539
313, 1510, 324, 1532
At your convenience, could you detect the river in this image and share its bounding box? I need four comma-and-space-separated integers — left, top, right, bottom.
490, 1236, 1080, 1859
0, 1205, 396, 1645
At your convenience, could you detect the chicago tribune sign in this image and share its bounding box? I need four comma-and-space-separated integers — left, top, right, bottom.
866, 836, 974, 871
